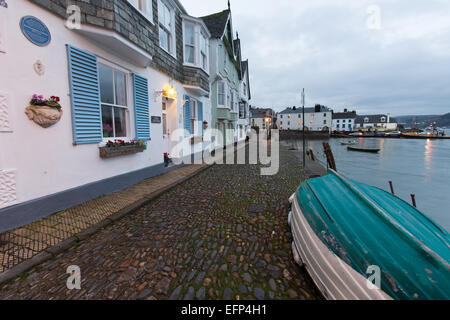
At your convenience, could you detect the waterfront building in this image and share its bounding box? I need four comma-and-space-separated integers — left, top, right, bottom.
237, 60, 251, 142
250, 107, 275, 131
278, 105, 332, 132
0, 0, 214, 230
200, 6, 241, 148
332, 109, 357, 132
355, 114, 398, 131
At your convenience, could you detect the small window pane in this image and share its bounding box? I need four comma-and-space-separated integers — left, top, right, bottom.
114, 107, 127, 137
114, 71, 127, 107
185, 24, 195, 45
218, 82, 225, 105
185, 46, 195, 64
102, 105, 114, 138
99, 65, 114, 104
160, 27, 169, 51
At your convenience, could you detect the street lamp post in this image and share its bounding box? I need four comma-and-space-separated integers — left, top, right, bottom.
302, 89, 306, 168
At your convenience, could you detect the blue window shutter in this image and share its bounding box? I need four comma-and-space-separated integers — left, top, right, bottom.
184, 95, 191, 135
133, 74, 150, 141
66, 45, 102, 144
198, 101, 203, 136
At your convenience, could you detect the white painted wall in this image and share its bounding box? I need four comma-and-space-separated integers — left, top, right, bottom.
332, 118, 355, 132
0, 1, 202, 209
279, 112, 332, 131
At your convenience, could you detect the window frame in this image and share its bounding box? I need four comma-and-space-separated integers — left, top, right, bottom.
218, 81, 225, 107
182, 17, 210, 74
98, 62, 131, 140
183, 22, 196, 65
128, 0, 154, 24
158, 0, 176, 57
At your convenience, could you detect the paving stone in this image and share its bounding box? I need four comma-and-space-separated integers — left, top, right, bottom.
223, 288, 234, 300
196, 287, 206, 300
242, 273, 252, 283
169, 285, 182, 300
269, 278, 277, 291
183, 287, 195, 300
254, 288, 265, 300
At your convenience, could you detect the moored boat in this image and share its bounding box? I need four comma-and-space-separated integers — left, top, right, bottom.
288, 170, 450, 300
340, 141, 357, 146
347, 146, 380, 153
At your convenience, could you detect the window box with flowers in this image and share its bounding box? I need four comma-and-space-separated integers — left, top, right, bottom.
99, 140, 147, 159
25, 94, 63, 128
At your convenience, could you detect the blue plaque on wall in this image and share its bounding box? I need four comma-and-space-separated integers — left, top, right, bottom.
20, 16, 51, 47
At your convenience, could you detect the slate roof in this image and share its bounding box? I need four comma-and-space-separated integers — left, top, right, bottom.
279, 106, 332, 114
250, 108, 274, 119
200, 10, 230, 39
355, 114, 397, 124
332, 111, 357, 120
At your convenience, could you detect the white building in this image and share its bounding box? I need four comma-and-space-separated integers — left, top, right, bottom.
250, 108, 275, 132
0, 0, 216, 231
332, 110, 357, 132
237, 60, 251, 142
355, 114, 398, 131
278, 105, 332, 131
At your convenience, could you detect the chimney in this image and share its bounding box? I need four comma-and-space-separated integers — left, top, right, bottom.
387, 113, 391, 123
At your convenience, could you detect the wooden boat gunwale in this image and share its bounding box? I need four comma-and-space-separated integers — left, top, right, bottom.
347, 146, 380, 153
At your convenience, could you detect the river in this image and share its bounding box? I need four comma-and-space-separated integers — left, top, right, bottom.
287, 135, 450, 232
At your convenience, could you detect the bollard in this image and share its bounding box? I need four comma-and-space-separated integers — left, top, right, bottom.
411, 194, 417, 208
389, 181, 395, 195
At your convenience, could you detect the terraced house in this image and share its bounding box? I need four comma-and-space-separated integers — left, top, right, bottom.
200, 6, 245, 148
0, 0, 218, 231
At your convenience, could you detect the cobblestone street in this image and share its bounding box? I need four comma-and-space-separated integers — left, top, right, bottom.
0, 146, 322, 300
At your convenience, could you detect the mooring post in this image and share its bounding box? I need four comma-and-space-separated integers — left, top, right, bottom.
411, 194, 417, 208
389, 181, 395, 195
309, 149, 315, 161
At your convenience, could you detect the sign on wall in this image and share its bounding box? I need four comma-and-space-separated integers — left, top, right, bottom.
0, 1, 7, 9
151, 116, 162, 124
20, 16, 51, 47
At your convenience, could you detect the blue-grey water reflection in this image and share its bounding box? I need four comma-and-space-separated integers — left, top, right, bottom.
293, 137, 450, 231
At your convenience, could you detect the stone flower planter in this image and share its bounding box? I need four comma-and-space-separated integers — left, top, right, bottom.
25, 105, 62, 128
99, 145, 145, 159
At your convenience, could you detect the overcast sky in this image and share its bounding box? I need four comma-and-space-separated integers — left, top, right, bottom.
181, 0, 450, 116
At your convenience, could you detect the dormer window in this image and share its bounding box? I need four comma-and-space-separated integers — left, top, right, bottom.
381, 116, 386, 122
364, 117, 369, 123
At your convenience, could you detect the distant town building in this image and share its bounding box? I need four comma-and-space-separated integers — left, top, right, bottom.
250, 107, 275, 130
355, 114, 398, 131
332, 109, 357, 132
238, 60, 251, 141
278, 105, 332, 131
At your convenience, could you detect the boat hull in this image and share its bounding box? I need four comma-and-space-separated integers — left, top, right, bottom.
290, 194, 392, 300
347, 146, 380, 153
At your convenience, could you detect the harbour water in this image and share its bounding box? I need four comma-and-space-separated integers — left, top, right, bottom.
289, 135, 450, 232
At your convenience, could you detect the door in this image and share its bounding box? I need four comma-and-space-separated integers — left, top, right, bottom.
162, 97, 170, 155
